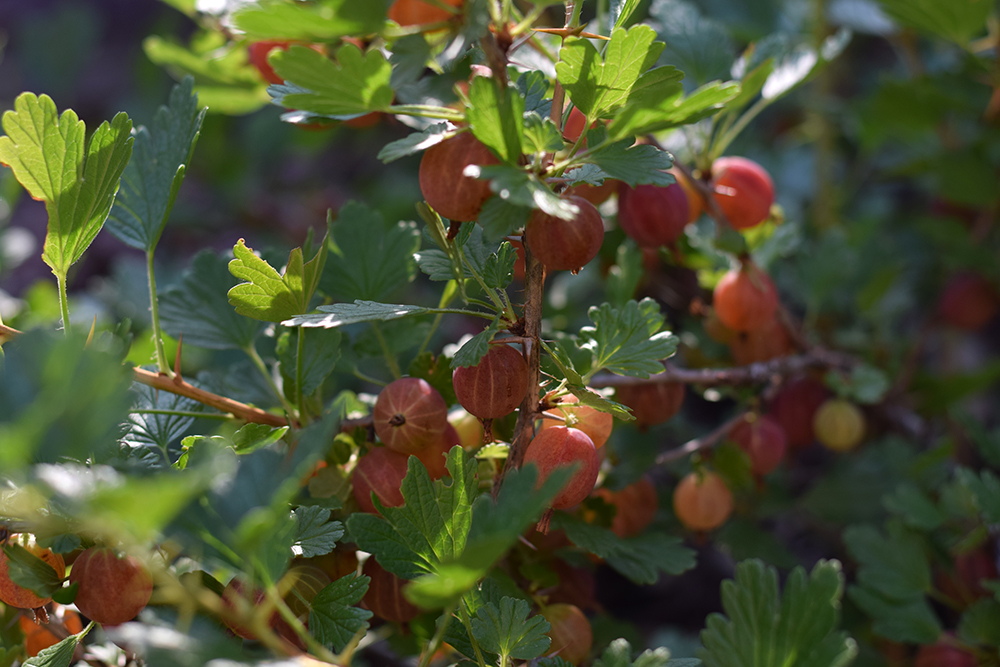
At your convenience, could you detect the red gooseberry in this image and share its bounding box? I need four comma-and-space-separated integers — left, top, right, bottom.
566, 180, 617, 206
539, 393, 613, 449
69, 547, 153, 626
767, 376, 830, 448
388, 0, 463, 26
414, 423, 460, 479
616, 182, 691, 247
352, 446, 410, 513
525, 196, 604, 273
541, 603, 593, 666
713, 262, 779, 332
0, 539, 65, 609
592, 476, 658, 538
547, 560, 597, 611
453, 344, 529, 420
373, 377, 448, 454
672, 471, 733, 532
419, 132, 498, 221
914, 638, 976, 667
727, 317, 793, 365
710, 156, 774, 230
362, 558, 419, 624
522, 426, 600, 510
614, 380, 685, 430
938, 273, 1000, 331
221, 577, 278, 640
562, 107, 595, 144
728, 414, 787, 476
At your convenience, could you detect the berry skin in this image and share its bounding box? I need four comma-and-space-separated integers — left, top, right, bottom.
414, 423, 461, 479
541, 603, 593, 666
0, 539, 65, 609
522, 426, 600, 510
373, 377, 448, 454
362, 558, 419, 624
539, 393, 613, 450
352, 446, 410, 514
525, 195, 604, 273
221, 577, 278, 640
670, 167, 703, 223
419, 133, 498, 221
710, 156, 774, 230
614, 381, 685, 430
767, 376, 830, 448
727, 317, 793, 365
914, 639, 976, 667
728, 414, 787, 476
69, 547, 153, 626
562, 107, 595, 144
713, 262, 779, 332
938, 273, 1000, 330
813, 399, 865, 452
592, 477, 658, 538
388, 0, 462, 26
449, 408, 485, 448
453, 344, 529, 420
19, 605, 83, 657
247, 41, 292, 85
673, 471, 733, 532
616, 182, 691, 247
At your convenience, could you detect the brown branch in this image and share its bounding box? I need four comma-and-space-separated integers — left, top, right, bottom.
0, 322, 22, 343
132, 368, 290, 427
589, 348, 853, 390
495, 237, 546, 497
655, 410, 749, 465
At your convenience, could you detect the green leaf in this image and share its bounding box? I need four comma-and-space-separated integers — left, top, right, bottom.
611, 0, 642, 28
231, 423, 289, 454
580, 298, 679, 378
159, 249, 263, 350
107, 77, 205, 251
523, 113, 564, 154
321, 202, 421, 301
283, 301, 429, 329
566, 385, 634, 422
409, 352, 459, 407
605, 242, 644, 309
293, 506, 344, 558
404, 464, 574, 608
565, 164, 611, 187
233, 0, 390, 41
347, 447, 478, 580
24, 621, 92, 667
478, 197, 533, 242
882, 483, 945, 531
467, 76, 524, 163
228, 237, 327, 322
699, 559, 857, 667
378, 123, 451, 163
309, 573, 374, 652
955, 468, 1000, 524
877, 0, 991, 45
0, 93, 133, 279
269, 44, 394, 117
958, 598, 1000, 646
585, 129, 675, 187
276, 327, 342, 396
609, 79, 740, 140
475, 165, 579, 221
471, 597, 552, 660
3, 543, 63, 600
556, 26, 665, 119
122, 383, 204, 450
550, 515, 694, 584
482, 242, 517, 290
452, 320, 502, 369
847, 586, 940, 644
843, 524, 931, 600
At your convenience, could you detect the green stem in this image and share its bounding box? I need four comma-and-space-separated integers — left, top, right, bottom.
710, 97, 771, 161
371, 322, 402, 379
245, 344, 299, 421
146, 250, 172, 375
296, 326, 308, 425
132, 409, 235, 420
263, 583, 340, 664
417, 603, 457, 667
387, 105, 465, 121
418, 312, 445, 357
56, 272, 71, 336
459, 246, 509, 317
512, 4, 549, 34
460, 602, 488, 667
353, 369, 388, 387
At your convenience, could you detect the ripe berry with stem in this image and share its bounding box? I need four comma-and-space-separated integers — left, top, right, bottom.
525, 195, 604, 273
69, 547, 153, 626
713, 260, 778, 332
419, 132, 498, 222
616, 182, 691, 247
452, 343, 529, 420
614, 381, 685, 430
522, 426, 600, 510
728, 413, 787, 476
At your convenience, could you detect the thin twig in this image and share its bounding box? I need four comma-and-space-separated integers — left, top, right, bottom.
655, 410, 749, 465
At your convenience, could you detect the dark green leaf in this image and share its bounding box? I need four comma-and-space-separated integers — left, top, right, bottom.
847, 586, 940, 644
378, 123, 452, 163
452, 320, 502, 369
160, 249, 263, 350
955, 468, 1000, 524
605, 242, 644, 309
478, 197, 533, 242
482, 242, 517, 290
958, 598, 1000, 647
107, 77, 205, 251
843, 524, 931, 599
580, 298, 679, 378
882, 483, 945, 530
276, 327, 342, 396
310, 574, 374, 652
650, 1, 734, 87
585, 131, 675, 187
321, 202, 421, 301
471, 597, 551, 660
293, 506, 344, 558
121, 383, 204, 450
3, 543, 63, 600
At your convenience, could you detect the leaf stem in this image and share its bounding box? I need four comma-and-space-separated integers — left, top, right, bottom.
146, 250, 172, 376
458, 247, 512, 320
296, 326, 308, 425
710, 96, 771, 161
56, 272, 71, 336
245, 344, 300, 422
131, 409, 234, 420
263, 582, 340, 663
387, 105, 465, 121
418, 602, 457, 667
371, 321, 402, 379
460, 601, 488, 667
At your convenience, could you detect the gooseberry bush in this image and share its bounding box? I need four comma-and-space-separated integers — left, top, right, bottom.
0, 0, 999, 666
